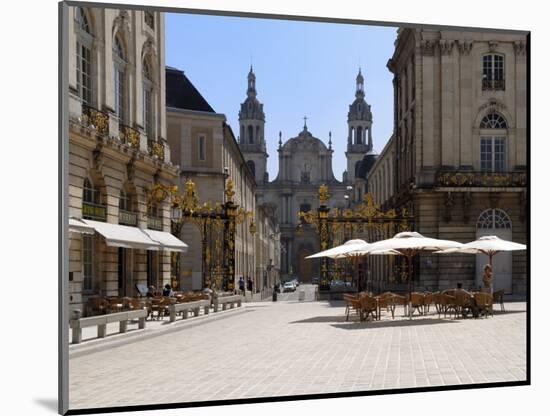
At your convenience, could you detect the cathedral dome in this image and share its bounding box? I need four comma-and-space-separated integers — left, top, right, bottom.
357, 150, 378, 179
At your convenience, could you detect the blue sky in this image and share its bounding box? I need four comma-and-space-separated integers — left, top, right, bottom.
166, 13, 397, 179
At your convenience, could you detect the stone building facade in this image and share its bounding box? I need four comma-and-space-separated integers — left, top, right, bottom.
166, 67, 280, 294
239, 68, 379, 282
368, 28, 528, 295
67, 6, 181, 315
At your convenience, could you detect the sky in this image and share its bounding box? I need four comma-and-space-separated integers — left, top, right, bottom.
166, 13, 397, 180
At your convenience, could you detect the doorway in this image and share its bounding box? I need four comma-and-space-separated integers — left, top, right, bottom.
117, 247, 133, 296
475, 208, 513, 294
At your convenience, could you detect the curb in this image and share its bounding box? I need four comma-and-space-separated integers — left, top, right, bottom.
69, 306, 249, 358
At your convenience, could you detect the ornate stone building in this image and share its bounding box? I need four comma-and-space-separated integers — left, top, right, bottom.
166, 67, 280, 294
67, 6, 185, 315
239, 68, 379, 282
369, 28, 528, 295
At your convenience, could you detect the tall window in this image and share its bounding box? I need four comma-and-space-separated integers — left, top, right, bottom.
83, 177, 100, 205
480, 113, 507, 172
248, 125, 254, 144
482, 54, 505, 90
356, 126, 363, 145
198, 135, 206, 161
76, 7, 93, 105
477, 209, 512, 230
119, 189, 131, 211
143, 60, 154, 138
82, 234, 94, 292
113, 36, 126, 123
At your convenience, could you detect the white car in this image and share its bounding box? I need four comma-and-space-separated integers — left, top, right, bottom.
283, 281, 296, 292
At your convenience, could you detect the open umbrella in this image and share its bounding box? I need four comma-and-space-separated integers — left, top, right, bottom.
307, 240, 401, 291
435, 235, 526, 268
360, 231, 464, 317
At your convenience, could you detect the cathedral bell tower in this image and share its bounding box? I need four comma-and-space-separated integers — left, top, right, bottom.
238, 66, 268, 184
345, 68, 374, 183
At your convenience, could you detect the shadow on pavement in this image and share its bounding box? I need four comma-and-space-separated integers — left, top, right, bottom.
331, 318, 459, 330
33, 398, 57, 413
290, 315, 349, 324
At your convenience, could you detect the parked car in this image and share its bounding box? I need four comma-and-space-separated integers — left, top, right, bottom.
283, 281, 296, 292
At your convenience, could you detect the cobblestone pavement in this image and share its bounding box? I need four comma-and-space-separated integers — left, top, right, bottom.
69, 296, 527, 410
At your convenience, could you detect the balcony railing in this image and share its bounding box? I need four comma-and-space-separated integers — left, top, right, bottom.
119, 124, 140, 149
482, 79, 505, 91
82, 202, 107, 221
148, 139, 165, 161
436, 171, 527, 187
119, 210, 138, 226
81, 104, 109, 136
147, 215, 163, 231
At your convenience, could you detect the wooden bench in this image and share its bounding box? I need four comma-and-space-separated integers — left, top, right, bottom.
213, 295, 243, 312
169, 299, 211, 322
69, 308, 148, 344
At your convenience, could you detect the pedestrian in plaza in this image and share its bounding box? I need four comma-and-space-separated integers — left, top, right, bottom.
247, 276, 253, 293
238, 276, 245, 295
482, 264, 493, 294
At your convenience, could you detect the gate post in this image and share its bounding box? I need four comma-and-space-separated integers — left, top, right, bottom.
318, 184, 331, 291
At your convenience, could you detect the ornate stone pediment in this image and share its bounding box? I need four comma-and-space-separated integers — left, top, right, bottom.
478, 98, 507, 115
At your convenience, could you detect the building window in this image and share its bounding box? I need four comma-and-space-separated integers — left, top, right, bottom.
480, 137, 506, 172
482, 54, 505, 90
83, 177, 100, 205
356, 126, 363, 145
113, 36, 126, 123
76, 7, 93, 105
198, 135, 206, 161
477, 208, 511, 230
82, 234, 94, 293
248, 125, 254, 144
480, 113, 508, 129
144, 11, 154, 29
247, 160, 256, 176
143, 60, 154, 138
119, 189, 131, 211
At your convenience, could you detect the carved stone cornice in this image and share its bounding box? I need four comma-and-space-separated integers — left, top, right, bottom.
420, 40, 437, 56
514, 40, 527, 56
439, 40, 455, 56
488, 40, 499, 52
457, 40, 473, 55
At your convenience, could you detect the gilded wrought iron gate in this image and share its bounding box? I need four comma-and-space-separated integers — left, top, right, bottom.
298, 184, 414, 291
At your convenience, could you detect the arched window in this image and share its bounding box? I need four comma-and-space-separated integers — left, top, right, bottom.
356, 126, 363, 145
83, 177, 100, 205
246, 160, 256, 177
143, 59, 154, 138
248, 125, 254, 144
76, 7, 93, 105
477, 209, 512, 230
113, 36, 127, 123
482, 54, 505, 90
480, 112, 507, 172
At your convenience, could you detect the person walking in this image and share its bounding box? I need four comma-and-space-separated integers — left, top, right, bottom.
482, 264, 493, 295
247, 276, 253, 294
238, 276, 245, 295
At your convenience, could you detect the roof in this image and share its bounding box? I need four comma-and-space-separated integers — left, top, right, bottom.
165, 67, 215, 113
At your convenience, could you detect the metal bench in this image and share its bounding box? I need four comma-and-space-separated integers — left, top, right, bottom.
69, 308, 148, 344
213, 295, 243, 312
169, 299, 211, 322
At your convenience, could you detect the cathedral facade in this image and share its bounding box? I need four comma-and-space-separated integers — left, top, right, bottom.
238, 67, 378, 282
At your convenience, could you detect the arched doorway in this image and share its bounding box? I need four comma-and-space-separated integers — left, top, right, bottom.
476, 208, 513, 293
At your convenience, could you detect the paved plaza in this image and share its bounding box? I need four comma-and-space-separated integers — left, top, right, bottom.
69, 286, 527, 410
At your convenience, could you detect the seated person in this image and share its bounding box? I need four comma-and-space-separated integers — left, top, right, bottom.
163, 283, 174, 297
146, 285, 156, 298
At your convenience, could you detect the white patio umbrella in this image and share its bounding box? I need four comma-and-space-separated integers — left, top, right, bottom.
306, 240, 400, 291
359, 231, 464, 316
435, 235, 526, 268
306, 239, 370, 259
